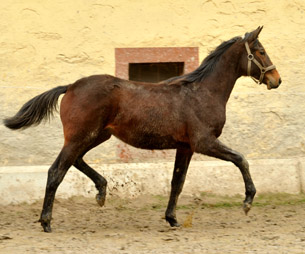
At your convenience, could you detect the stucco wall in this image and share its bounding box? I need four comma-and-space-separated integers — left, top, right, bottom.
1, 0, 304, 167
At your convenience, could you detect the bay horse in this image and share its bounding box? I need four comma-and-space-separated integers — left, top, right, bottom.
4, 27, 281, 232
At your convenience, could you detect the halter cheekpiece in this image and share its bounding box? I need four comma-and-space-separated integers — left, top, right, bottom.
245, 41, 276, 84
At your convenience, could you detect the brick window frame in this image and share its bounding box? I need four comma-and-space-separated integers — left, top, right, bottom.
115, 47, 199, 80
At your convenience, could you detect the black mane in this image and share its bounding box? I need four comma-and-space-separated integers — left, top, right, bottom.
163, 36, 241, 85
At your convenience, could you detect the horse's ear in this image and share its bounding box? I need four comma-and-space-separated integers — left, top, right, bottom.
246, 26, 263, 42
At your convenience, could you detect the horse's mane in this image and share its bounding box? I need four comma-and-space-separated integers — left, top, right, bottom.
162, 36, 242, 85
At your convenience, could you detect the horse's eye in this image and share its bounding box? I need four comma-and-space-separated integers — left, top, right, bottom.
259, 51, 265, 56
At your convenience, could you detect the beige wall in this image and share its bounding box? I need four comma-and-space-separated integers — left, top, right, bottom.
1, 0, 305, 166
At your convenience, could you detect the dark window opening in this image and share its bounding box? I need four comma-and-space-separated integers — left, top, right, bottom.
129, 62, 184, 83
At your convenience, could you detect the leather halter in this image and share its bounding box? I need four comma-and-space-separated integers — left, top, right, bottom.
245, 41, 276, 84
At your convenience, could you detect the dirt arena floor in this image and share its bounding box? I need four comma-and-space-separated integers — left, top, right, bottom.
1, 193, 305, 254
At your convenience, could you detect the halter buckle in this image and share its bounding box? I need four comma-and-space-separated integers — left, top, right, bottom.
247, 54, 254, 61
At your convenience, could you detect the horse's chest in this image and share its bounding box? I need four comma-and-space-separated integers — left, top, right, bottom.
197, 105, 226, 137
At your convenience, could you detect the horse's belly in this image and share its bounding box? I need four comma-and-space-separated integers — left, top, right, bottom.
106, 124, 180, 149
116, 131, 178, 150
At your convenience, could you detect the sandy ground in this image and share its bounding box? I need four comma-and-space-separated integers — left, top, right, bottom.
1, 194, 305, 254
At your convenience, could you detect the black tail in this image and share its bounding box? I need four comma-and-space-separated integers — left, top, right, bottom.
4, 85, 68, 130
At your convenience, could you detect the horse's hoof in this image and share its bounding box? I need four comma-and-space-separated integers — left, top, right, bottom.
96, 193, 106, 207
40, 221, 52, 233
170, 221, 181, 227
243, 202, 252, 215
166, 216, 181, 227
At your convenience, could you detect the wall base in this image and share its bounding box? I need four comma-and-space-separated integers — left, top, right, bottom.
1, 158, 304, 205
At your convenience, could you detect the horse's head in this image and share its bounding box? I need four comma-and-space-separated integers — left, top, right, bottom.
241, 26, 281, 89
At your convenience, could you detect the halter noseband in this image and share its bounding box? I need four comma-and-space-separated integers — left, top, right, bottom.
245, 41, 276, 84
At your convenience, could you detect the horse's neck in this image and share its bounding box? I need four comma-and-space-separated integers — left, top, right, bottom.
200, 48, 242, 104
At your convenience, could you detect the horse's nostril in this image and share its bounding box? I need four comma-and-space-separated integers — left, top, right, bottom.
279, 78, 282, 85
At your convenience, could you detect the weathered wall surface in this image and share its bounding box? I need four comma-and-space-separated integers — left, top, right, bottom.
0, 0, 304, 168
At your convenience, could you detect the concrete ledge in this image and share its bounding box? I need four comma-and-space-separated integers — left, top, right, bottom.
0, 157, 304, 205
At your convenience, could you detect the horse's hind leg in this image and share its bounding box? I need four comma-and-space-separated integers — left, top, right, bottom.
166, 147, 193, 227
73, 132, 111, 207
39, 145, 78, 232
74, 157, 107, 207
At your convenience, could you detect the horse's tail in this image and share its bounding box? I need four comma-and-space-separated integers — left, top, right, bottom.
4, 85, 68, 130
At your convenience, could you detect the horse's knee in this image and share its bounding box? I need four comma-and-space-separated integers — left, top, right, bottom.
230, 151, 248, 169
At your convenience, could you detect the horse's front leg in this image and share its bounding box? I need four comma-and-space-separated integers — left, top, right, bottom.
166, 147, 193, 227
196, 138, 256, 214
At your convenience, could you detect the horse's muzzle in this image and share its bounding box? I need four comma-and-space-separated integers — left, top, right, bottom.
266, 73, 282, 90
